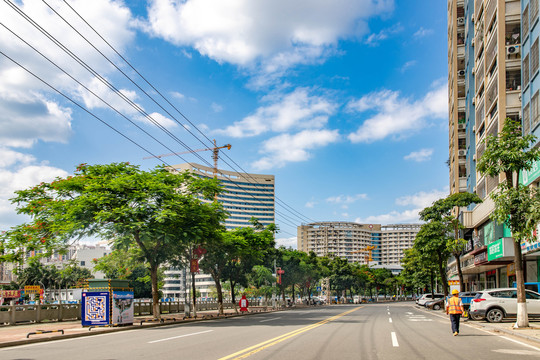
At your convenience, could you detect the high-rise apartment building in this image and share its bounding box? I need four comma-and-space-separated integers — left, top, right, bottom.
446, 0, 540, 291
171, 163, 275, 229
163, 163, 276, 300
297, 222, 420, 266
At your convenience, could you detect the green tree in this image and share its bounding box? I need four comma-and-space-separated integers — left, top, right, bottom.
420, 192, 482, 292
414, 221, 452, 296
10, 163, 226, 319
477, 118, 540, 327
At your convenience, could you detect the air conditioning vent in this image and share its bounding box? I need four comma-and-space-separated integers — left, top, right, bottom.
457, 17, 465, 26
458, 150, 466, 157
458, 70, 466, 76
507, 45, 520, 56
458, 123, 466, 130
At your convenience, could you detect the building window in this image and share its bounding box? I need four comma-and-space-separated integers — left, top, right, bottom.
533, 92, 540, 129
524, 54, 530, 88
524, 103, 531, 135
532, 39, 540, 76
523, 5, 530, 39
80, 261, 85, 266
532, 0, 539, 25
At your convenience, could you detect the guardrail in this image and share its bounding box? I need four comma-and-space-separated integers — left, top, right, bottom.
0, 300, 262, 325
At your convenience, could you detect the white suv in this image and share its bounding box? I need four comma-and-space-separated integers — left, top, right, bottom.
469, 288, 540, 323
416, 293, 444, 306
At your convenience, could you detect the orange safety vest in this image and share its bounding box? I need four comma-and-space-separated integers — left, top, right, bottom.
447, 296, 463, 315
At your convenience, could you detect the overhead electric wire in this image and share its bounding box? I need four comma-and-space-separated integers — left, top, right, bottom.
6, 0, 312, 232
0, 50, 172, 167
3, 0, 215, 171
57, 0, 316, 228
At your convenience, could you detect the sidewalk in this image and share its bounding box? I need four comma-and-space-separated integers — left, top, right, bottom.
0, 306, 279, 348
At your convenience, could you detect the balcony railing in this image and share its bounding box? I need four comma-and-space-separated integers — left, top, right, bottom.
485, 0, 497, 26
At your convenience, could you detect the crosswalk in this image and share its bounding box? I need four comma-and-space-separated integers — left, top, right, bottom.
405, 311, 433, 322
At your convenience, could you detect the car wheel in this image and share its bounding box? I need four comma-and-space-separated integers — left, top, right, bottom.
469, 314, 482, 321
486, 308, 504, 323
433, 304, 441, 310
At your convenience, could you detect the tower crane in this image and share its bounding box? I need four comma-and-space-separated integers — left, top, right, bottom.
350, 245, 377, 263
143, 140, 231, 178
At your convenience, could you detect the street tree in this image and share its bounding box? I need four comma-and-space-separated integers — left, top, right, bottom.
477, 118, 540, 327
420, 193, 482, 292
11, 163, 226, 318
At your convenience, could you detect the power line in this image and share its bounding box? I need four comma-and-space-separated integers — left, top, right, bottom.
5, 0, 311, 231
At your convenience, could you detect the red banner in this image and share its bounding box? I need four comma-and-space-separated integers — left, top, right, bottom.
0, 290, 20, 298
190, 259, 199, 273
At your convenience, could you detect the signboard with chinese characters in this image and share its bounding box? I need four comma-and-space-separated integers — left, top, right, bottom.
0, 290, 20, 298
112, 291, 134, 325
82, 291, 110, 326
520, 159, 540, 186
474, 251, 488, 265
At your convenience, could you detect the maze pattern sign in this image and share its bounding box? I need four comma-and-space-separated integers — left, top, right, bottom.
82, 291, 110, 326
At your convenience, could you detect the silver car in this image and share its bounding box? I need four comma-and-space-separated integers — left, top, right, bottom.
469, 288, 540, 323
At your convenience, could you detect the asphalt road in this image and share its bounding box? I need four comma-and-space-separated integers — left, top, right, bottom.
2, 303, 540, 359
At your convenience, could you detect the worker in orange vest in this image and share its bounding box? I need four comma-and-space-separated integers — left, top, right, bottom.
446, 289, 464, 336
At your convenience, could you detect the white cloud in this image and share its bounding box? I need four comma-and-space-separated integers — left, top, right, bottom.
364, 23, 403, 46
143, 0, 394, 80
400, 60, 417, 72
413, 27, 433, 39
326, 194, 368, 204
275, 236, 297, 249
252, 129, 340, 170
305, 201, 317, 208
141, 112, 177, 129
170, 91, 185, 100
404, 148, 434, 162
211, 102, 223, 113
0, 149, 69, 230
347, 82, 448, 143
395, 188, 449, 208
355, 188, 448, 225
0, 91, 73, 147
216, 88, 337, 138
0, 0, 135, 146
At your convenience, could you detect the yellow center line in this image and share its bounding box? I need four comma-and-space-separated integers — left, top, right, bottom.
218, 306, 363, 360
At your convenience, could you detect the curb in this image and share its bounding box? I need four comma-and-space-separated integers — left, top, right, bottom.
0, 307, 291, 349
415, 304, 540, 345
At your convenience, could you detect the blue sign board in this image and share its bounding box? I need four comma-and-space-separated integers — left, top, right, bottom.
82, 291, 110, 326
316, 286, 322, 291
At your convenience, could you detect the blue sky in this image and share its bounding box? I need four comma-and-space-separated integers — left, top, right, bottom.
0, 0, 449, 248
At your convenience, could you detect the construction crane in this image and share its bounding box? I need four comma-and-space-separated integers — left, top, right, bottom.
350, 245, 377, 263
143, 140, 231, 178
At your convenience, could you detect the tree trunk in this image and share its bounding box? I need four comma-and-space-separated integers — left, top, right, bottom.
191, 272, 197, 318
455, 252, 464, 292
230, 280, 238, 314
150, 263, 160, 319
437, 253, 449, 297
513, 239, 529, 327
215, 277, 224, 315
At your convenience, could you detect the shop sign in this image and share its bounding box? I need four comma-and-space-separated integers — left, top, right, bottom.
520, 159, 540, 186
507, 263, 516, 276
465, 238, 474, 252
484, 222, 495, 244
488, 237, 515, 261
474, 251, 488, 265
0, 290, 20, 298
24, 285, 40, 294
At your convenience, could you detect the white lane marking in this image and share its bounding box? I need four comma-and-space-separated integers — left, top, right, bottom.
405, 312, 413, 315
500, 335, 540, 351
493, 349, 540, 355
409, 319, 433, 322
391, 332, 399, 347
148, 330, 213, 344
259, 317, 281, 323
387, 312, 391, 315
389, 318, 392, 323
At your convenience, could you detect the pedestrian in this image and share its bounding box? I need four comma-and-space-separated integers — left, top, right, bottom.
446, 289, 464, 336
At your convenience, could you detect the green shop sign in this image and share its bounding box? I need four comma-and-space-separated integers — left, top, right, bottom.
520, 159, 540, 186
488, 238, 504, 261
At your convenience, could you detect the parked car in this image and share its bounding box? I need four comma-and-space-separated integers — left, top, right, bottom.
416, 293, 444, 307
425, 298, 445, 310
469, 288, 540, 323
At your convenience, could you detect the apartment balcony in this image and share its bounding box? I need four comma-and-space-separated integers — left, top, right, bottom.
458, 98, 466, 111
505, 1, 521, 21
459, 177, 468, 192
506, 90, 521, 111
457, 44, 465, 59
463, 196, 495, 228
485, 0, 497, 26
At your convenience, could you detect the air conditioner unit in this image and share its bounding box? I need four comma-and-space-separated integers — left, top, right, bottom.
458, 150, 466, 156
458, 70, 466, 76
457, 17, 465, 26
507, 45, 520, 56
458, 123, 466, 130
